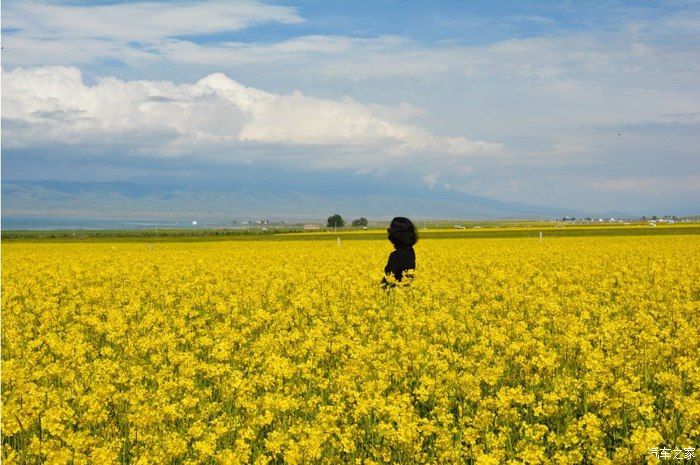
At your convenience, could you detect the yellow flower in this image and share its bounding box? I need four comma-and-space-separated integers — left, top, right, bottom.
1, 234, 698, 463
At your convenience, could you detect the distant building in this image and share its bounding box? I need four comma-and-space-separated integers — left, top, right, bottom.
304, 224, 321, 230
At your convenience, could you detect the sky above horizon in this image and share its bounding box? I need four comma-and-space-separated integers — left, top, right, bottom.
2, 0, 699, 215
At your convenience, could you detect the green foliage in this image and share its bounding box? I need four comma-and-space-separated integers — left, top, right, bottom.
327, 214, 345, 228
352, 217, 368, 227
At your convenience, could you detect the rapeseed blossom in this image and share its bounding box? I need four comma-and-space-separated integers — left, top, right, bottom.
1, 235, 699, 463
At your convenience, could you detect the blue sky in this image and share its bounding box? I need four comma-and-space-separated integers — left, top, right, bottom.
2, 0, 699, 214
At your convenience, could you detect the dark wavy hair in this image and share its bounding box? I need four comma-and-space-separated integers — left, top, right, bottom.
387, 217, 418, 248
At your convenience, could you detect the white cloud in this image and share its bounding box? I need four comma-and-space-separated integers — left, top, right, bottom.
153, 35, 412, 68
1, 35, 160, 67
1, 66, 500, 168
422, 174, 439, 189
143, 28, 700, 91
4, 3, 698, 133
1, 0, 302, 67
7, 27, 688, 142
3, 0, 302, 41
6, 1, 696, 94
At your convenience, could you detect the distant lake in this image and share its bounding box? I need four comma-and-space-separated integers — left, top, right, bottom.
1, 215, 244, 231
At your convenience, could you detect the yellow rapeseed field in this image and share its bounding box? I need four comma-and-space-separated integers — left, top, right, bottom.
2, 235, 699, 464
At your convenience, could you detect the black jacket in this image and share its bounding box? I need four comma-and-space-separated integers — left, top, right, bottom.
381, 246, 415, 288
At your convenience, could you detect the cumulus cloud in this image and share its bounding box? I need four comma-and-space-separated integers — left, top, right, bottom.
1, 66, 500, 168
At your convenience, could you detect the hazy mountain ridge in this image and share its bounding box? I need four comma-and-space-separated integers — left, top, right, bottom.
2, 180, 614, 220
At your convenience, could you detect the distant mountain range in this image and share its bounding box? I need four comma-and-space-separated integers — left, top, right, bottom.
1, 179, 629, 221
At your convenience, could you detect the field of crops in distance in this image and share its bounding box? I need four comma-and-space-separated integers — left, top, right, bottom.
2, 222, 699, 242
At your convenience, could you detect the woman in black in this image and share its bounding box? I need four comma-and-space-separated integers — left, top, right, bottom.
381, 217, 417, 288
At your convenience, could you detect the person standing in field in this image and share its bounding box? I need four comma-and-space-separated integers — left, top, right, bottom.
381, 217, 417, 289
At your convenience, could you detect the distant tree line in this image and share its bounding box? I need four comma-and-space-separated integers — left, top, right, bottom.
326, 215, 368, 228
